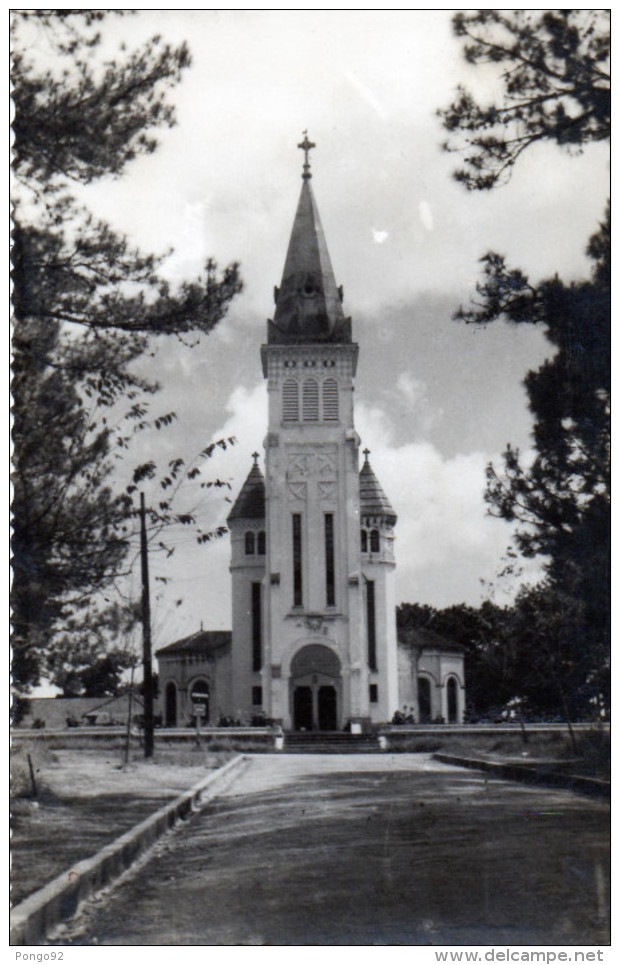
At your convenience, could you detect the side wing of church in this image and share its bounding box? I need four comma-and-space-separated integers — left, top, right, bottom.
157, 139, 465, 730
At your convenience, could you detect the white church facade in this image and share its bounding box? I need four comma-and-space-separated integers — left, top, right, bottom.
156, 139, 465, 731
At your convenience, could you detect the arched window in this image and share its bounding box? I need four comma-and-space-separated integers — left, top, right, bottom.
257, 531, 266, 555
360, 529, 368, 552
189, 679, 210, 724
245, 531, 255, 555
418, 677, 432, 723
302, 378, 319, 422
164, 681, 177, 728
447, 677, 458, 723
282, 379, 299, 422
370, 529, 380, 553
322, 378, 339, 421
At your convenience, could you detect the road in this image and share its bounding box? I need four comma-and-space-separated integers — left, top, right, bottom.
58, 753, 610, 946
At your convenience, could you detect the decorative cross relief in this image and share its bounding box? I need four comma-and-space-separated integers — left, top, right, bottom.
288, 454, 310, 476
287, 481, 307, 501
318, 481, 336, 501
287, 445, 337, 480
316, 452, 337, 478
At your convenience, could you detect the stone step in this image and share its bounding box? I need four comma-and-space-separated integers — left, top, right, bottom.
284, 745, 382, 754
283, 731, 381, 753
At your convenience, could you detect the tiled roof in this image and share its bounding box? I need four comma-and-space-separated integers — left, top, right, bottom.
156, 630, 232, 657
227, 462, 265, 521
359, 456, 397, 524
398, 626, 465, 653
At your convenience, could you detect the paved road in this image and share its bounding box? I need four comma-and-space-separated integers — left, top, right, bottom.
59, 753, 610, 946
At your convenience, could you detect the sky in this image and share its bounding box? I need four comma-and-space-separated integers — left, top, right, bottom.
19, 10, 610, 666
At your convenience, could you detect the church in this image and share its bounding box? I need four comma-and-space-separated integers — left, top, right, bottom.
156, 137, 465, 731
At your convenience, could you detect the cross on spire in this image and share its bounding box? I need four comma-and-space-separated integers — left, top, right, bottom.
252, 451, 260, 466
363, 448, 371, 461
298, 130, 315, 179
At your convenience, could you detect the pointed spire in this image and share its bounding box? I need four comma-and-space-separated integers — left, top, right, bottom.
268, 136, 351, 344
227, 456, 265, 522
359, 452, 397, 524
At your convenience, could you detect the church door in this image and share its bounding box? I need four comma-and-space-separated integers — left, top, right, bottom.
318, 686, 337, 731
294, 686, 313, 730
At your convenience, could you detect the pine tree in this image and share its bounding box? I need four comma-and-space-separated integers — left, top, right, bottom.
11, 11, 242, 689
439, 10, 610, 714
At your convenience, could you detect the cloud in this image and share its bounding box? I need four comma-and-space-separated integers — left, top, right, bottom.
355, 401, 534, 606
395, 371, 427, 407
419, 200, 434, 231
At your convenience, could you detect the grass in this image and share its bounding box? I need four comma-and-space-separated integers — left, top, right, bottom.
10, 742, 237, 905
386, 728, 610, 779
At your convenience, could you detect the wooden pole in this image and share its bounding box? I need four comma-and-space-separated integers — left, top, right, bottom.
140, 492, 154, 759
27, 753, 37, 798
123, 662, 135, 766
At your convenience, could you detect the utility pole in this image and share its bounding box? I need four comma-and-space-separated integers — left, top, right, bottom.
140, 491, 154, 758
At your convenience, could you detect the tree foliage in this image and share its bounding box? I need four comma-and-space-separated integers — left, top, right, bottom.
397, 594, 607, 721
437, 10, 610, 715
11, 11, 242, 691
439, 10, 610, 189
460, 206, 610, 692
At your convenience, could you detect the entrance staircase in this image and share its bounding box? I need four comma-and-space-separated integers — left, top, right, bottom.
283, 731, 381, 754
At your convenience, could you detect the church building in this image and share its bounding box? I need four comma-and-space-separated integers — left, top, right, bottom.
156, 137, 465, 730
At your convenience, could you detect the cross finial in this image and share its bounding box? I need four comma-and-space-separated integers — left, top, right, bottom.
298, 130, 315, 179
363, 448, 371, 461
252, 451, 260, 466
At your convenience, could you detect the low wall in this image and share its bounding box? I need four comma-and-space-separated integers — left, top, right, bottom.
379, 722, 607, 754
11, 726, 279, 750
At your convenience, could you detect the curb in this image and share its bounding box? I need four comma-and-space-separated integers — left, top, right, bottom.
10, 753, 248, 946
433, 753, 610, 798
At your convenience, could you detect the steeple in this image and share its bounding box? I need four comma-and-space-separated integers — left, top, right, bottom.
267, 135, 352, 345
360, 449, 397, 525
226, 457, 265, 522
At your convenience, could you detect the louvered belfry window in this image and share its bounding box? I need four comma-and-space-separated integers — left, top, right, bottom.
322, 378, 339, 421
282, 379, 299, 422
302, 378, 319, 422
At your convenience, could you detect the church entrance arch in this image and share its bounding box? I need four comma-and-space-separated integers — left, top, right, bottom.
290, 644, 341, 731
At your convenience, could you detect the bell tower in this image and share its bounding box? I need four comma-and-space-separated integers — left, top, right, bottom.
244, 135, 399, 730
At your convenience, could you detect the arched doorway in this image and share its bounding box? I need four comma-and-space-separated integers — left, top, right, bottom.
189, 678, 210, 725
447, 676, 458, 723
165, 681, 177, 727
290, 644, 341, 731
418, 676, 432, 723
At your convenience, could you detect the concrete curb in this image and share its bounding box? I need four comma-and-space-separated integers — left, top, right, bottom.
433, 753, 610, 798
10, 753, 248, 946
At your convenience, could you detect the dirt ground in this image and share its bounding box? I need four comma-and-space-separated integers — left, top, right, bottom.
55, 753, 610, 947
10, 743, 234, 905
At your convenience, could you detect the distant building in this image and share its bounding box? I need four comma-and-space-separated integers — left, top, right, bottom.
156, 631, 231, 727
397, 628, 466, 723
15, 694, 144, 729
156, 140, 465, 729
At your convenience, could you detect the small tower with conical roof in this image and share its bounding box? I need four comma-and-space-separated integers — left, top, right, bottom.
227, 453, 266, 717
226, 135, 399, 730
359, 449, 399, 721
